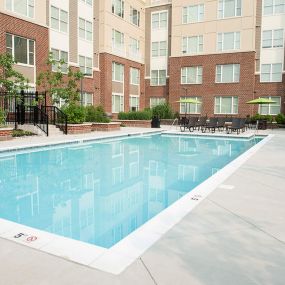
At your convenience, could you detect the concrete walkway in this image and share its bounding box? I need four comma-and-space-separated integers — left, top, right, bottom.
0, 128, 284, 285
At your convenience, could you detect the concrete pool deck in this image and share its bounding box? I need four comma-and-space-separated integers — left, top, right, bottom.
0, 127, 285, 284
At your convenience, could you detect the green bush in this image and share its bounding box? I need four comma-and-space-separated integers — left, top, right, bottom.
152, 103, 174, 119
85, 105, 110, 123
250, 113, 273, 123
12, 129, 36, 137
61, 104, 86, 124
118, 109, 153, 120
275, 113, 285, 124
0, 108, 6, 126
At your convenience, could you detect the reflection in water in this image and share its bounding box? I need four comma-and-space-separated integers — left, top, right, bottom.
0, 135, 260, 248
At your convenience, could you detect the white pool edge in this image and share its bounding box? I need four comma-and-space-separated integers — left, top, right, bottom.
0, 133, 273, 275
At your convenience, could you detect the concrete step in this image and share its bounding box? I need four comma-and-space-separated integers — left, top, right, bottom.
48, 125, 65, 136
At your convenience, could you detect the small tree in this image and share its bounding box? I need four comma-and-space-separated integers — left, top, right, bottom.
37, 52, 83, 106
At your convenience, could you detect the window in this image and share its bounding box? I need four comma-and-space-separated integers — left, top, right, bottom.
180, 97, 202, 114
182, 36, 203, 54
130, 96, 139, 111
262, 29, 284, 48
181, 66, 203, 84
79, 56, 92, 76
263, 0, 285, 15
130, 7, 140, 26
129, 38, 140, 56
6, 33, 35, 66
152, 41, 167, 57
217, 32, 240, 51
150, 97, 166, 108
112, 0, 124, 18
182, 4, 204, 24
218, 0, 242, 18
112, 29, 124, 52
112, 94, 124, 112
112, 62, 124, 82
81, 93, 93, 106
6, 0, 34, 18
215, 96, 238, 114
259, 96, 281, 115
51, 48, 68, 73
51, 6, 68, 33
81, 0, 92, 5
79, 18, 92, 41
152, 11, 167, 29
151, 70, 166, 86
260, 63, 283, 82
216, 64, 240, 83
130, 68, 140, 85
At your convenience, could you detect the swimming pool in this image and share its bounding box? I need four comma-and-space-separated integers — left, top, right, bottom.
0, 134, 262, 249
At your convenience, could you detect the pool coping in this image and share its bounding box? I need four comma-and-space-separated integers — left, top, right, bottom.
0, 132, 274, 275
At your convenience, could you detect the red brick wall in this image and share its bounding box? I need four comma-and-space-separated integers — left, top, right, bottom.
99, 53, 145, 114
0, 12, 49, 87
145, 79, 169, 108
168, 52, 256, 117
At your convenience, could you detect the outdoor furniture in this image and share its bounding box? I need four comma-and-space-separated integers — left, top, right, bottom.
202, 117, 218, 133
195, 116, 207, 131
186, 117, 199, 132
258, 119, 267, 130
226, 118, 246, 134
217, 117, 227, 131
179, 116, 189, 132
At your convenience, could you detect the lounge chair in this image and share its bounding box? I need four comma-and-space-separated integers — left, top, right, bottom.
179, 116, 189, 132
227, 118, 246, 134
186, 117, 199, 132
217, 117, 227, 131
195, 116, 207, 131
202, 117, 218, 133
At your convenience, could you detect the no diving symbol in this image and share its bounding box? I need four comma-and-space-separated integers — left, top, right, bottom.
26, 236, 37, 242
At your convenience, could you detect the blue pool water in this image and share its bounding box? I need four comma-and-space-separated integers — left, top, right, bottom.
0, 134, 262, 248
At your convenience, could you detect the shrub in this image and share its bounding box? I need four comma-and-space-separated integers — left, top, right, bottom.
0, 108, 6, 126
275, 113, 285, 124
12, 129, 36, 137
152, 103, 174, 119
85, 105, 110, 123
61, 104, 86, 124
118, 109, 152, 120
250, 113, 273, 123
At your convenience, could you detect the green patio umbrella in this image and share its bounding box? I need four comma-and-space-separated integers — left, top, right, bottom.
175, 98, 202, 116
246, 98, 276, 104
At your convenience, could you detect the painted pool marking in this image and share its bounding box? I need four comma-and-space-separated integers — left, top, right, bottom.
14, 233, 38, 243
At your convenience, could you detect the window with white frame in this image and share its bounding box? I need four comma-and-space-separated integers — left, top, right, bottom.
130, 68, 140, 85
181, 66, 203, 84
182, 36, 203, 54
79, 56, 92, 76
112, 93, 124, 113
112, 0, 124, 18
112, 29, 124, 51
81, 0, 92, 6
6, 33, 35, 66
112, 62, 124, 82
260, 63, 283, 82
216, 64, 240, 83
79, 18, 92, 41
218, 0, 242, 18
152, 11, 168, 29
130, 6, 140, 26
152, 41, 167, 57
259, 96, 281, 115
217, 32, 240, 51
129, 37, 140, 56
130, 96, 139, 111
214, 96, 238, 114
150, 97, 166, 108
182, 4, 204, 24
81, 92, 93, 106
51, 48, 68, 73
180, 96, 202, 114
6, 0, 34, 18
151, 70, 166, 86
263, 0, 285, 15
262, 29, 284, 48
51, 6, 68, 33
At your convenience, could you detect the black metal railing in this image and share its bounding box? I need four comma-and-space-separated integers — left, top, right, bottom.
33, 106, 49, 136
43, 106, 68, 134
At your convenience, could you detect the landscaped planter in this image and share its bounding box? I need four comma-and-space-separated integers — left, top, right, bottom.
57, 123, 92, 134
91, 122, 121, 132
113, 120, 151, 128
160, 119, 177, 125
0, 127, 13, 140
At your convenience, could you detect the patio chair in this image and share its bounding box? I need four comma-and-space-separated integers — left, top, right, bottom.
186, 117, 199, 132
202, 117, 218, 133
217, 117, 227, 131
227, 118, 244, 134
179, 116, 189, 132
195, 116, 207, 131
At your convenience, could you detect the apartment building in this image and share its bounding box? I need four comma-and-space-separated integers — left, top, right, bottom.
0, 0, 284, 117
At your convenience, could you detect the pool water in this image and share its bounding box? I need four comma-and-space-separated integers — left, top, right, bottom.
0, 134, 262, 248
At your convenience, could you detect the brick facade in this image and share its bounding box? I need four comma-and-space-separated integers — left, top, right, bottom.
0, 12, 49, 87
99, 53, 145, 114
